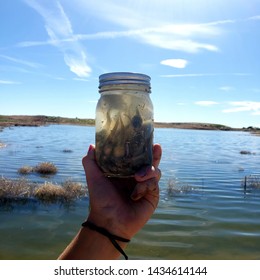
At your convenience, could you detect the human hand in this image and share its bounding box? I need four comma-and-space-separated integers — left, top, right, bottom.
82, 143, 162, 240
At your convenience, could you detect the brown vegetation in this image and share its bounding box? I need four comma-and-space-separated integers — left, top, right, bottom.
0, 115, 94, 127
0, 143, 6, 148
154, 122, 233, 130
18, 162, 58, 175
34, 162, 58, 175
0, 177, 34, 199
243, 175, 260, 189
34, 181, 85, 202
18, 166, 34, 175
0, 177, 87, 203
34, 182, 67, 202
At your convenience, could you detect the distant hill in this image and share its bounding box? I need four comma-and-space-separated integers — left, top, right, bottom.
0, 115, 94, 127
154, 122, 233, 130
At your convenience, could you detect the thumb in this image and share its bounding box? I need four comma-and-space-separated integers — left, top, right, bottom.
82, 145, 104, 188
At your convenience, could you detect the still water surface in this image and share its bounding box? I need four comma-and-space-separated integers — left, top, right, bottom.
0, 125, 260, 259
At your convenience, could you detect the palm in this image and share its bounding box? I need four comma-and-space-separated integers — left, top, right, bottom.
83, 144, 162, 239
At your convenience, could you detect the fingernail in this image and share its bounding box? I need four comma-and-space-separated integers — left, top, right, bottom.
88, 145, 94, 153
136, 166, 148, 177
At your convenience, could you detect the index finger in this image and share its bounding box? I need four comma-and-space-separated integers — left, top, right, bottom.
152, 143, 162, 168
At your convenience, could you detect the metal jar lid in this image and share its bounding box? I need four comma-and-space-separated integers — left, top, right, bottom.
99, 72, 151, 88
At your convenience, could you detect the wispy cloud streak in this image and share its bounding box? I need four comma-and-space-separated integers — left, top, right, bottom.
0, 55, 41, 68
18, 1, 260, 60
248, 15, 260, 21
18, 23, 220, 53
24, 0, 91, 77
0, 80, 20, 85
223, 101, 260, 114
195, 101, 219, 106
161, 73, 251, 78
219, 86, 234, 92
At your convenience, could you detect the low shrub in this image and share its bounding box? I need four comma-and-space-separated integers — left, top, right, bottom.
0, 177, 35, 199
0, 142, 6, 148
18, 166, 34, 175
63, 180, 86, 199
34, 182, 67, 202
243, 175, 260, 189
34, 162, 58, 175
34, 180, 87, 202
0, 177, 87, 204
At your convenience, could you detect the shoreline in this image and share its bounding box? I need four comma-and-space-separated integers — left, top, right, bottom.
0, 114, 260, 134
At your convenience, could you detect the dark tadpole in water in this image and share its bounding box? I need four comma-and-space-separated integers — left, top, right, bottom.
131, 108, 143, 129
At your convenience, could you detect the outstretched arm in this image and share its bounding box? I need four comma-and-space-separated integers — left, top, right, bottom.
58, 144, 162, 260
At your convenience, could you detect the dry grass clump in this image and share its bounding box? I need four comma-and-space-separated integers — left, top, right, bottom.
0, 177, 87, 204
243, 175, 260, 189
18, 165, 34, 175
0, 177, 35, 200
17, 162, 57, 176
34, 182, 67, 202
34, 180, 86, 202
0, 142, 6, 148
34, 162, 58, 175
63, 180, 87, 198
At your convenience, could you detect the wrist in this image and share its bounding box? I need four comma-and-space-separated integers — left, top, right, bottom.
82, 220, 130, 260
87, 213, 134, 240
58, 225, 127, 260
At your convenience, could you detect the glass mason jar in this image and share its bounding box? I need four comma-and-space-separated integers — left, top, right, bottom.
95, 72, 154, 177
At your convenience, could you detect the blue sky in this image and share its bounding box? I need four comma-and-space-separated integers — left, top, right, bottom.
1, 0, 260, 128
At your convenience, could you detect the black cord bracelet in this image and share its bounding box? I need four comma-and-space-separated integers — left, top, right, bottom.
81, 221, 130, 260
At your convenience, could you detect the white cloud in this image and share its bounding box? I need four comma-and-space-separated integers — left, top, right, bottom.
64, 51, 91, 78
19, 1, 259, 72
73, 77, 89, 82
195, 101, 219, 106
160, 59, 188, 69
0, 80, 20, 85
219, 86, 234, 92
161, 73, 251, 78
70, 10, 259, 54
21, 24, 219, 53
248, 15, 260, 21
20, 0, 226, 54
162, 73, 214, 78
134, 27, 218, 53
79, 26, 219, 53
24, 0, 91, 77
133, 24, 219, 53
223, 101, 260, 114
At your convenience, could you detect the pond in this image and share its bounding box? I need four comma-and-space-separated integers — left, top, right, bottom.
0, 125, 260, 259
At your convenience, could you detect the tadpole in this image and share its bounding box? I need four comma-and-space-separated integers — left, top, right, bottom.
131, 108, 143, 129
